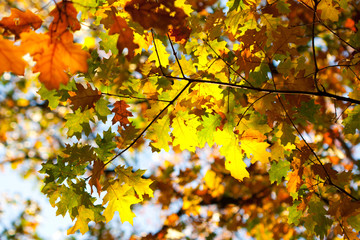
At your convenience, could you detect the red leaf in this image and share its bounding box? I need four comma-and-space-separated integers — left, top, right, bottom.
49, 2, 80, 38
112, 100, 133, 126
108, 14, 139, 60
89, 160, 105, 196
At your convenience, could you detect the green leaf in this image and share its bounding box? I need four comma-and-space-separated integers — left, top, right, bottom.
99, 32, 119, 55
64, 109, 94, 138
268, 159, 290, 184
306, 198, 333, 238
94, 128, 117, 161
288, 201, 302, 225
72, 0, 101, 20
95, 97, 111, 123
294, 99, 321, 124
276, 0, 291, 14
343, 105, 360, 134
37, 85, 60, 110
348, 214, 360, 231
228, 0, 240, 12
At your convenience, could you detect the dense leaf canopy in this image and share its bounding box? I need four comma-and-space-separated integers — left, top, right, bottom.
1, 0, 360, 239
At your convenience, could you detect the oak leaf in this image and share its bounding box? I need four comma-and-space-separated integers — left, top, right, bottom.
0, 36, 27, 75
214, 123, 249, 181
49, 1, 81, 38
0, 8, 42, 38
108, 15, 139, 60
115, 165, 154, 200
112, 100, 133, 126
20, 31, 89, 89
103, 181, 141, 224
67, 206, 94, 235
125, 0, 191, 42
69, 83, 101, 111
89, 160, 105, 196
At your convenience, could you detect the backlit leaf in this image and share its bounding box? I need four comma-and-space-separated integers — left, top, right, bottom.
103, 181, 141, 223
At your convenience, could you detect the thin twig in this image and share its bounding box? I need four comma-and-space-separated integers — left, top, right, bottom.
277, 95, 359, 201
204, 40, 255, 88
102, 93, 171, 103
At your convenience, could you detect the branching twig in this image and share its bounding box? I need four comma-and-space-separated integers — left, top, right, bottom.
277, 95, 359, 201
204, 40, 255, 88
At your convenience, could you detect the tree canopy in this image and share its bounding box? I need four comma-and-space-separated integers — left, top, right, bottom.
1, 0, 360, 239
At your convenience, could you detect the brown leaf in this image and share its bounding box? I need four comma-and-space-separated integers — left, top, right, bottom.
89, 160, 105, 196
311, 163, 338, 181
49, 1, 81, 39
0, 8, 42, 38
111, 100, 133, 126
69, 83, 101, 111
125, 0, 190, 42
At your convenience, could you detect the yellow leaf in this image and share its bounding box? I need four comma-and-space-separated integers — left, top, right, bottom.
204, 170, 225, 197
214, 124, 249, 181
147, 116, 172, 151
147, 39, 170, 68
242, 140, 271, 164
318, 0, 339, 22
115, 165, 154, 200
102, 181, 140, 224
172, 112, 200, 152
175, 0, 194, 16
67, 206, 94, 235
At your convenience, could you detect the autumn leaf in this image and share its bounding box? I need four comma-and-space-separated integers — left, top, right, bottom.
172, 111, 200, 152
49, 1, 81, 38
103, 181, 141, 224
20, 31, 89, 89
69, 83, 101, 111
0, 35, 27, 75
318, 0, 340, 22
125, 0, 191, 42
214, 123, 249, 181
111, 100, 133, 126
147, 116, 172, 152
0, 8, 42, 38
115, 165, 154, 200
104, 13, 139, 60
240, 129, 271, 164
67, 206, 94, 235
89, 160, 105, 196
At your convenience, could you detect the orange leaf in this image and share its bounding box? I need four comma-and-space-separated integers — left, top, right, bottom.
49, 1, 80, 38
21, 31, 89, 89
0, 36, 27, 75
89, 160, 105, 196
69, 83, 101, 111
112, 100, 133, 126
0, 8, 42, 38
